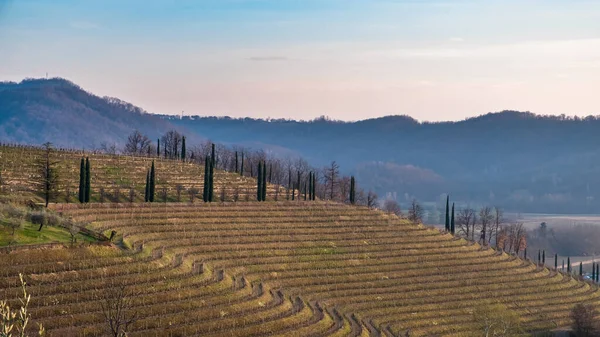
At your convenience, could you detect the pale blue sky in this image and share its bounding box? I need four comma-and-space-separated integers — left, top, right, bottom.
1, 0, 599, 121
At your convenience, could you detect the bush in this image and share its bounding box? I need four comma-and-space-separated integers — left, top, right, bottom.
571, 303, 599, 337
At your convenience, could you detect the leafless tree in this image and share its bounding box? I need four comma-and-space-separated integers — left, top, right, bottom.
457, 208, 476, 240
188, 187, 199, 203
113, 186, 120, 203
497, 222, 527, 254
175, 184, 183, 202
571, 304, 599, 337
322, 161, 340, 200
161, 130, 182, 159
160, 187, 168, 202
100, 142, 119, 155
99, 187, 105, 203
492, 207, 504, 246
64, 184, 72, 203
34, 142, 59, 207
128, 188, 135, 203
479, 207, 493, 245
338, 176, 351, 204
124, 130, 151, 155
408, 199, 424, 224
367, 191, 378, 209
383, 199, 402, 216
100, 285, 138, 337
220, 187, 226, 202
233, 186, 240, 202
68, 221, 79, 246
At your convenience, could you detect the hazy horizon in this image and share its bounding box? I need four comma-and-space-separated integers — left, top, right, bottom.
2, 0, 599, 122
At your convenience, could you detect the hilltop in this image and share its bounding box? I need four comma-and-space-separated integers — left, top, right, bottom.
2, 78, 600, 213
0, 78, 185, 148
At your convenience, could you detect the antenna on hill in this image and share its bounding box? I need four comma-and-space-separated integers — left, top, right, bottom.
181, 110, 184, 120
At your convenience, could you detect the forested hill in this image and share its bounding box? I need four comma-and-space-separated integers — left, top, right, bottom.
164, 113, 600, 214
2, 77, 600, 213
0, 78, 185, 148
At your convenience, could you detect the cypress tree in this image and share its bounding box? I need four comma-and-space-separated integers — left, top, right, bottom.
240, 153, 244, 176
538, 250, 541, 265
262, 161, 267, 201
524, 248, 527, 260
450, 203, 455, 235
593, 263, 596, 281
257, 162, 263, 201
567, 257, 571, 273
208, 156, 214, 202
181, 136, 186, 161
78, 157, 85, 203
211, 143, 216, 168
596, 264, 599, 282
555, 254, 558, 270
292, 184, 295, 201
85, 157, 91, 203
542, 250, 545, 264
157, 139, 160, 157
235, 152, 238, 173
203, 156, 209, 202
580, 262, 583, 276
445, 195, 450, 231
144, 170, 150, 202
269, 163, 272, 184
149, 160, 156, 202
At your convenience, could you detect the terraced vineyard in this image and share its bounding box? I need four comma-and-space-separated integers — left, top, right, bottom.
0, 201, 591, 336
1, 146, 598, 336
0, 145, 279, 203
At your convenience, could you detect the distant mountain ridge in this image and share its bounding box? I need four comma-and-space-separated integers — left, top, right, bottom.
2, 77, 600, 213
0, 78, 182, 148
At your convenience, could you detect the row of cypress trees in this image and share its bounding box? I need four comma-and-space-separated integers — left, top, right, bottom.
144, 161, 156, 202
444, 195, 455, 234
78, 157, 91, 203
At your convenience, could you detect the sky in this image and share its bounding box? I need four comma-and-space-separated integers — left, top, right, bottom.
1, 0, 600, 122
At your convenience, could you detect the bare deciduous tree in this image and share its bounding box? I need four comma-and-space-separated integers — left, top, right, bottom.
175, 184, 183, 202
383, 199, 402, 216
124, 130, 151, 155
323, 161, 340, 200
408, 199, 424, 224
35, 142, 59, 208
457, 208, 476, 240
479, 206, 493, 245
161, 130, 182, 159
571, 303, 599, 337
367, 191, 378, 209
100, 285, 137, 337
188, 187, 199, 203
497, 222, 527, 254
492, 207, 504, 246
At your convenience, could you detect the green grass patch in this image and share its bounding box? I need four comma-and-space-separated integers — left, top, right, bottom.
0, 222, 95, 246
